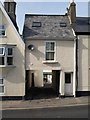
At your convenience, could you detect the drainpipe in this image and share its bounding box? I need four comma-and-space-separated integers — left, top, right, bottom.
72, 29, 76, 97
73, 37, 77, 97
76, 36, 78, 93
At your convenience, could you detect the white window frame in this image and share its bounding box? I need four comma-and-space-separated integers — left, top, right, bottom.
45, 41, 56, 61
0, 47, 5, 56
0, 78, 5, 95
0, 47, 6, 66
0, 46, 14, 66
0, 25, 6, 37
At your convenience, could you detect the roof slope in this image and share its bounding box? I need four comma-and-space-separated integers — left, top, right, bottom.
75, 17, 90, 34
23, 14, 75, 40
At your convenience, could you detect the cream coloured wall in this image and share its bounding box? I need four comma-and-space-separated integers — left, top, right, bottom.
26, 40, 74, 71
0, 8, 25, 96
78, 35, 89, 91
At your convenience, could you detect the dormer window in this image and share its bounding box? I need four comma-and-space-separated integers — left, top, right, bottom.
32, 22, 41, 27
60, 22, 67, 27
0, 25, 5, 36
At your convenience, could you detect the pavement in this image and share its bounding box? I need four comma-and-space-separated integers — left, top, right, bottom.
0, 96, 89, 110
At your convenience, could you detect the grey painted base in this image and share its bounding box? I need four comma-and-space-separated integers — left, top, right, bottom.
0, 96, 25, 101
76, 91, 90, 97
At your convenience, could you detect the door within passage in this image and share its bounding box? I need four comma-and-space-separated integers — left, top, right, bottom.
64, 72, 73, 96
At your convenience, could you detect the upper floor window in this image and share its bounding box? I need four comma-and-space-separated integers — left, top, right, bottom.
0, 25, 5, 36
45, 42, 55, 61
0, 47, 14, 66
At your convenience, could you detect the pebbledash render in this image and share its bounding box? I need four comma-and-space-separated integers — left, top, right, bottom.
0, 0, 89, 99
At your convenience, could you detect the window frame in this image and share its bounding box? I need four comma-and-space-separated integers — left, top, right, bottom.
0, 78, 5, 95
32, 22, 41, 27
60, 22, 67, 27
6, 47, 14, 66
0, 46, 14, 66
45, 41, 56, 61
0, 47, 6, 66
0, 25, 6, 37
0, 47, 5, 56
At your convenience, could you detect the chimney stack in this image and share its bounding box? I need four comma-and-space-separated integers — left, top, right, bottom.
4, 0, 18, 31
67, 0, 76, 25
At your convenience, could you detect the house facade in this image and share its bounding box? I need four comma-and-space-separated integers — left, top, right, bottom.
74, 17, 90, 96
23, 14, 76, 97
67, 1, 90, 96
0, 1, 25, 98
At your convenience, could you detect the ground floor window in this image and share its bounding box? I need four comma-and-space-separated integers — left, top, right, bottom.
0, 78, 4, 94
43, 71, 52, 87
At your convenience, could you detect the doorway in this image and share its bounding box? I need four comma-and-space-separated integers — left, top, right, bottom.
52, 70, 60, 96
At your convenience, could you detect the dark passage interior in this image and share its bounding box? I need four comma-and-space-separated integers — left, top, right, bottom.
25, 70, 60, 100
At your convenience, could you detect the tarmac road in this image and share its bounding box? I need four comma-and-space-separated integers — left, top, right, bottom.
2, 105, 89, 118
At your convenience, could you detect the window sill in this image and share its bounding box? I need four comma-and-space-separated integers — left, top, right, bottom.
0, 36, 7, 38
0, 65, 16, 68
42, 61, 58, 64
0, 93, 5, 96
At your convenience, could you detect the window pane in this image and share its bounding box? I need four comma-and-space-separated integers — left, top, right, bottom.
0, 86, 4, 93
0, 57, 5, 65
8, 48, 13, 55
46, 52, 54, 60
46, 42, 54, 51
65, 73, 71, 84
0, 79, 3, 84
0, 48, 4, 54
32, 22, 41, 27
7, 57, 13, 65
0, 30, 5, 36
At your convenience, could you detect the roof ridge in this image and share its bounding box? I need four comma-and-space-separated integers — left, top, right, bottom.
25, 14, 66, 16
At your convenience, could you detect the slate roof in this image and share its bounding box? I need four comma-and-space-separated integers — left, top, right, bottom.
23, 14, 75, 40
75, 17, 90, 34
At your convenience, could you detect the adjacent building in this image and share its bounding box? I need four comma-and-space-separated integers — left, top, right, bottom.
74, 17, 90, 96
0, 0, 25, 98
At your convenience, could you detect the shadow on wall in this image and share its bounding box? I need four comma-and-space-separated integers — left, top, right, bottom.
31, 48, 44, 61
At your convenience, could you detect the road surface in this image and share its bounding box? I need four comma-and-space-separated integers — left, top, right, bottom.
2, 105, 89, 118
